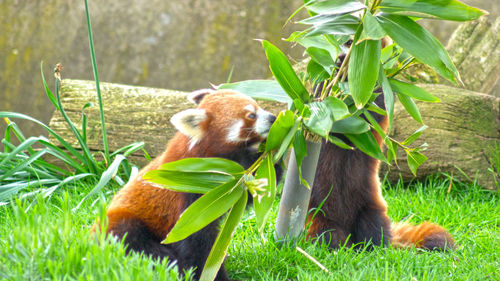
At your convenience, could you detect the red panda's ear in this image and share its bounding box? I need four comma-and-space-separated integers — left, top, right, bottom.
170, 109, 207, 140
188, 89, 215, 105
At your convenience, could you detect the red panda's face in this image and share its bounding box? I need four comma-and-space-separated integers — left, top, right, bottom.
171, 89, 276, 151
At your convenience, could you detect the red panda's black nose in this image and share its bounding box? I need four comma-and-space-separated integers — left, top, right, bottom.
268, 115, 276, 124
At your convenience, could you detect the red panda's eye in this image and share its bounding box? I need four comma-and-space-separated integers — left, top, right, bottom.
247, 113, 256, 120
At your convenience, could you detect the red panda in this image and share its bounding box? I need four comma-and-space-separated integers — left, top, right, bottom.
99, 89, 277, 281
307, 91, 456, 251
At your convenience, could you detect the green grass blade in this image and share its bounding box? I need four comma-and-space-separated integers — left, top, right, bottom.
0, 136, 44, 167
84, 0, 110, 163
0, 112, 87, 164
109, 142, 145, 158
74, 154, 127, 210
0, 149, 48, 181
42, 173, 94, 199
40, 61, 61, 111
200, 191, 247, 281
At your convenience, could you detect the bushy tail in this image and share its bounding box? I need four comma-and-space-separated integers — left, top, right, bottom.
391, 221, 456, 251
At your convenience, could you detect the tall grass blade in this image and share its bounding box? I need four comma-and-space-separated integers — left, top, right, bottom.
84, 0, 110, 163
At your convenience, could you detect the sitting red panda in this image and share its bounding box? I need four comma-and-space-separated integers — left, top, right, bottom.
307, 47, 455, 251
100, 89, 277, 281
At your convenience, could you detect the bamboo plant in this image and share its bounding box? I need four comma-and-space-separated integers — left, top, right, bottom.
145, 0, 486, 280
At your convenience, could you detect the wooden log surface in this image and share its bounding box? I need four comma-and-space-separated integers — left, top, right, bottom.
49, 80, 500, 189
381, 84, 500, 190
445, 16, 500, 96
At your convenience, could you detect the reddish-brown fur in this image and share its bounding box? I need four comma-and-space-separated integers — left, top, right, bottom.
97, 90, 276, 281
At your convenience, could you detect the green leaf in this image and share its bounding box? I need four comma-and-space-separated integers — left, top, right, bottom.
293, 130, 309, 185
305, 101, 334, 138
379, 0, 486, 21
386, 139, 398, 165
266, 110, 296, 151
307, 60, 330, 84
396, 93, 423, 124
253, 154, 277, 233
406, 150, 427, 176
328, 135, 353, 150
200, 191, 247, 281
218, 80, 291, 104
345, 132, 387, 163
262, 40, 310, 102
306, 47, 335, 74
300, 14, 360, 25
74, 155, 127, 210
324, 96, 350, 120
358, 11, 386, 43
144, 170, 234, 194
389, 79, 440, 102
402, 125, 428, 146
377, 14, 459, 83
306, 22, 359, 37
331, 116, 370, 134
40, 62, 61, 112
349, 27, 381, 108
378, 65, 395, 131
157, 158, 244, 175
163, 179, 244, 244
0, 112, 88, 165
286, 33, 339, 59
274, 117, 301, 163
306, 0, 366, 15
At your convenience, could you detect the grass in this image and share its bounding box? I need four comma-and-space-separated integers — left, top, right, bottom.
0, 176, 498, 281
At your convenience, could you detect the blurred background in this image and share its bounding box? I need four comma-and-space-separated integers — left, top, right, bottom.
0, 0, 498, 137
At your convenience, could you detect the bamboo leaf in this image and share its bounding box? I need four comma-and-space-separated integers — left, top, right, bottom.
163, 179, 244, 244
349, 28, 381, 108
377, 14, 459, 83
389, 79, 440, 102
262, 40, 310, 102
266, 110, 296, 152
358, 11, 386, 43
378, 65, 395, 131
200, 191, 247, 281
396, 93, 423, 124
253, 153, 277, 233
157, 158, 244, 175
331, 116, 370, 134
306, 0, 366, 15
218, 80, 292, 104
379, 0, 486, 21
406, 150, 427, 176
144, 170, 234, 194
345, 132, 387, 163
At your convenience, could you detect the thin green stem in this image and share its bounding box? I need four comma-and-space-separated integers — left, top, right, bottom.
84, 0, 110, 165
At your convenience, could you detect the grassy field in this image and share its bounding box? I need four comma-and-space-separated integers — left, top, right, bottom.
0, 176, 498, 281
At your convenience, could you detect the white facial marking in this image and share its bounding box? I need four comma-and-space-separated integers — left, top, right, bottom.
244, 104, 255, 113
254, 108, 274, 137
226, 120, 245, 143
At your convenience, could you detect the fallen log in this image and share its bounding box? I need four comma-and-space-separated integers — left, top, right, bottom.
48, 80, 499, 189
